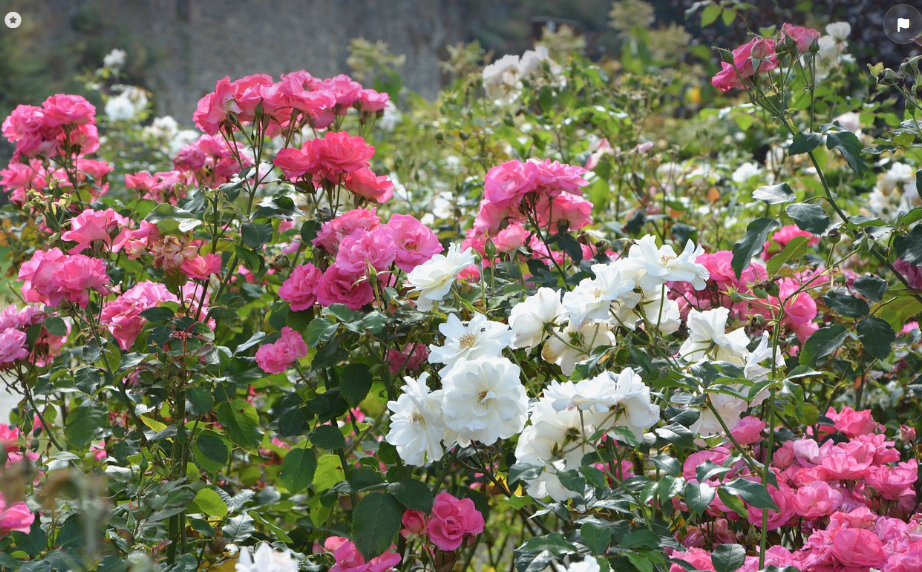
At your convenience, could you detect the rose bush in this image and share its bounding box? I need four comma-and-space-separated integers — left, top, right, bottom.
2, 7, 922, 572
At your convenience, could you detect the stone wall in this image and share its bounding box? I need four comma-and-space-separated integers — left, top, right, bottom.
18, 0, 465, 121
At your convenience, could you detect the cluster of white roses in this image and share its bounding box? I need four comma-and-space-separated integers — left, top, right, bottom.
386, 312, 527, 465
481, 46, 564, 104
510, 235, 706, 375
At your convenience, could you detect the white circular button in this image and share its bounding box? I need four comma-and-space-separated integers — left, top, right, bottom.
4, 12, 21, 29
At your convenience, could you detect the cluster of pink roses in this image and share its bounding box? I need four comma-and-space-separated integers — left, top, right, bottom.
276, 207, 441, 313
470, 159, 591, 246
126, 134, 254, 204
194, 71, 388, 138
18, 247, 111, 309
0, 427, 36, 536
711, 23, 822, 92
0, 305, 67, 368
672, 407, 921, 572
0, 157, 113, 207
100, 281, 210, 351
400, 493, 485, 551
275, 131, 393, 203
314, 536, 401, 572
254, 327, 308, 374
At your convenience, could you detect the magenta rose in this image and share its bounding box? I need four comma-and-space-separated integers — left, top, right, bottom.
428, 492, 485, 551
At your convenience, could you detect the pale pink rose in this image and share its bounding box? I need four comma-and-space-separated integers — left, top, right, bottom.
255, 327, 308, 374
0, 329, 28, 364
278, 74, 336, 121
731, 416, 765, 445
428, 492, 485, 551
535, 192, 593, 232
780, 23, 821, 52
865, 460, 917, 501
472, 199, 521, 236
830, 527, 887, 568
345, 168, 393, 203
42, 94, 96, 127
180, 254, 222, 280
821, 441, 875, 480
386, 343, 428, 376
318, 75, 364, 110
316, 131, 375, 177
793, 481, 844, 519
901, 425, 917, 442
711, 38, 778, 92
315, 265, 375, 311
400, 509, 428, 539
312, 208, 381, 254
528, 158, 588, 195
357, 89, 389, 113
492, 222, 527, 253
279, 263, 323, 311
336, 228, 396, 274
385, 214, 443, 272
0, 496, 35, 535
67, 124, 101, 155
60, 208, 131, 254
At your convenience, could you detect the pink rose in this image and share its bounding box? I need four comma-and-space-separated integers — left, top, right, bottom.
535, 192, 593, 232
821, 441, 875, 480
895, 259, 922, 290
387, 343, 428, 376
492, 222, 527, 253
193, 76, 241, 135
345, 168, 394, 204
232, 73, 275, 122
173, 143, 207, 171
762, 225, 819, 260
745, 480, 795, 530
318, 75, 364, 110
180, 254, 223, 280
0, 329, 28, 364
865, 460, 917, 501
312, 208, 381, 255
275, 140, 321, 180
279, 263, 323, 311
668, 548, 715, 572
2, 105, 48, 142
711, 38, 778, 92
529, 158, 588, 195
473, 199, 521, 236
60, 208, 131, 254
730, 416, 765, 445
400, 509, 428, 539
316, 131, 375, 177
42, 94, 96, 127
336, 228, 396, 274
49, 255, 111, 308
0, 496, 35, 535
483, 160, 538, 209
793, 481, 844, 519
384, 214, 443, 272
315, 265, 375, 311
323, 536, 401, 572
18, 248, 66, 306
101, 281, 178, 350
358, 89, 389, 113
830, 527, 887, 568
428, 492, 485, 551
781, 23, 821, 52
829, 406, 878, 437
255, 327, 308, 374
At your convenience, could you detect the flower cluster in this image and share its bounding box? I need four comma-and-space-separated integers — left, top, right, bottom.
18, 248, 111, 308
400, 493, 485, 551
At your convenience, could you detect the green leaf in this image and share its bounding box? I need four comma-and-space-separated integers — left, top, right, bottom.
557, 470, 586, 494
752, 182, 795, 205
301, 220, 322, 243
145, 203, 202, 233
310, 424, 346, 450
193, 431, 229, 474
340, 363, 373, 408
234, 245, 263, 273
193, 488, 228, 518
877, 295, 922, 332
857, 317, 895, 360
732, 218, 779, 279
788, 132, 823, 155
717, 487, 748, 518
222, 514, 255, 543
139, 306, 175, 323
352, 492, 403, 560
721, 479, 778, 510
305, 318, 339, 347
720, 7, 736, 26
895, 225, 922, 265
186, 387, 214, 416
823, 291, 869, 318
580, 522, 611, 555
388, 479, 434, 512
712, 544, 747, 572
216, 400, 263, 451
800, 324, 848, 367
44, 316, 68, 337
519, 533, 578, 555
826, 130, 868, 175
314, 453, 345, 491
241, 223, 274, 249
854, 275, 889, 302
700, 3, 721, 26
785, 203, 830, 235
766, 235, 810, 274
65, 402, 108, 450
509, 463, 544, 486
279, 443, 317, 493
684, 482, 715, 515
